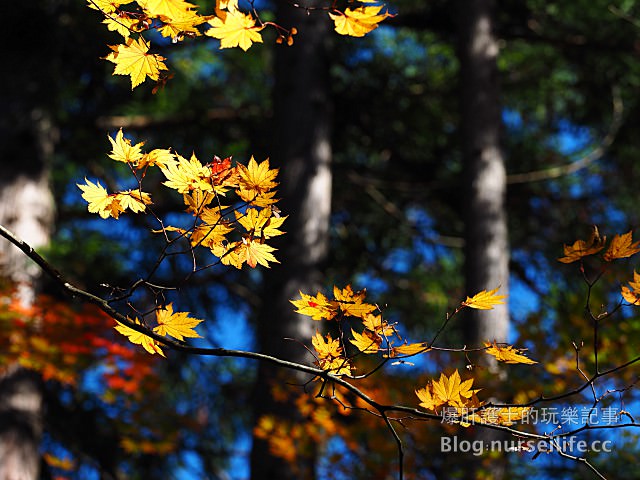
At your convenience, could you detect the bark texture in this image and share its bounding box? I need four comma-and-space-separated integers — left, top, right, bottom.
0, 103, 56, 480
250, 3, 333, 479
458, 0, 509, 353
457, 1, 509, 478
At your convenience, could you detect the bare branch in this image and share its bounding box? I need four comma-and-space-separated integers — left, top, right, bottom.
507, 86, 623, 185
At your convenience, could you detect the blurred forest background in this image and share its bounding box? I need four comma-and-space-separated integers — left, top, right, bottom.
2, 0, 640, 479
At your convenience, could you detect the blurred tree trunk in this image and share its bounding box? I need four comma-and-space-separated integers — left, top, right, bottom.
457, 0, 509, 478
0, 4, 57, 475
249, 3, 333, 480
0, 111, 56, 480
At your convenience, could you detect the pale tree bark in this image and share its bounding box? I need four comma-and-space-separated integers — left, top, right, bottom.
457, 0, 509, 478
0, 106, 56, 479
249, 2, 333, 479
458, 0, 509, 363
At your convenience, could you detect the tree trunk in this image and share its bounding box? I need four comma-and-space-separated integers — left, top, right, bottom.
250, 3, 333, 480
458, 0, 509, 361
0, 109, 56, 480
457, 0, 509, 478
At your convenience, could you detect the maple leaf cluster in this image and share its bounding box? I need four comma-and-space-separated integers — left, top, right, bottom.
78, 129, 284, 353
291, 283, 539, 429
558, 227, 640, 307
291, 285, 435, 376
115, 303, 203, 357
292, 284, 522, 377
415, 370, 531, 427
557, 227, 640, 264
78, 128, 284, 271
87, 0, 393, 88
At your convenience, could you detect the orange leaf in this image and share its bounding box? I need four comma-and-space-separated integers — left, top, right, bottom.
604, 231, 640, 261
558, 226, 606, 263
333, 285, 376, 319
621, 270, 640, 305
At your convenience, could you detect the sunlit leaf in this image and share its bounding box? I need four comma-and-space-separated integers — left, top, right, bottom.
558, 226, 606, 263
329, 2, 392, 37
115, 317, 165, 357
153, 303, 203, 341
604, 231, 640, 261
205, 0, 263, 51
105, 37, 168, 89
333, 285, 376, 319
484, 341, 537, 365
462, 287, 506, 310
290, 291, 336, 321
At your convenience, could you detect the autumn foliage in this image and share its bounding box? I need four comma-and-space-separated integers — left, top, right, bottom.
3, 1, 640, 479
88, 0, 393, 88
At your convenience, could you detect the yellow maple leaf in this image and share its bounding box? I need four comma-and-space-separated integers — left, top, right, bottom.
77, 178, 124, 219
558, 226, 606, 263
114, 190, 152, 214
238, 238, 278, 268
462, 287, 506, 310
138, 148, 175, 169
290, 291, 336, 321
214, 238, 279, 269
349, 329, 380, 354
183, 190, 216, 214
621, 285, 640, 305
329, 2, 392, 37
205, 0, 263, 51
160, 153, 213, 193
333, 285, 377, 319
236, 207, 286, 240
87, 0, 134, 14
102, 15, 142, 39
115, 317, 165, 356
392, 342, 430, 356
362, 313, 396, 337
236, 157, 279, 203
311, 331, 352, 376
191, 208, 234, 249
108, 128, 144, 164
157, 11, 209, 40
484, 341, 537, 365
137, 0, 198, 19
431, 370, 477, 407
153, 303, 203, 341
604, 231, 640, 261
105, 37, 168, 89
621, 270, 640, 305
415, 385, 440, 412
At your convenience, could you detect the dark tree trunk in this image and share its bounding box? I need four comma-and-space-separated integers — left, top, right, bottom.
0, 8, 57, 472
249, 3, 333, 480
